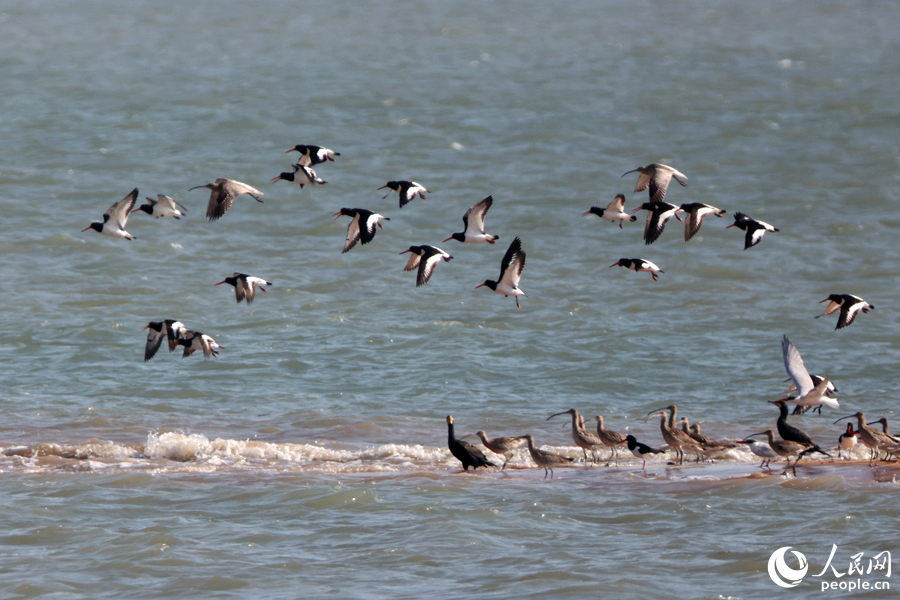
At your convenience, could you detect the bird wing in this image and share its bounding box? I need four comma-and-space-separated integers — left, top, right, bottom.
234, 276, 249, 303
342, 214, 362, 253
684, 204, 721, 241
398, 182, 414, 207
466, 195, 492, 233
632, 170, 652, 193
608, 194, 626, 213
745, 225, 767, 249
144, 326, 165, 361
782, 335, 815, 398
648, 170, 674, 203
416, 248, 445, 286
499, 237, 525, 287
402, 250, 422, 272
643, 204, 673, 245
359, 211, 382, 245
107, 188, 138, 228
837, 301, 864, 329
299, 165, 323, 184
165, 320, 185, 351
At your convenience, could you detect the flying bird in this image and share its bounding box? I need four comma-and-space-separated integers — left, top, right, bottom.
476, 236, 526, 308
131, 195, 187, 219
816, 294, 873, 330
177, 330, 221, 359
632, 201, 683, 245
271, 164, 326, 188
609, 257, 663, 281
399, 245, 453, 286
679, 202, 726, 241
82, 188, 138, 240
214, 273, 272, 304
142, 319, 185, 361
621, 163, 687, 203
582, 194, 637, 229
285, 144, 339, 167
779, 334, 839, 414
189, 179, 263, 222
333, 208, 389, 253
378, 180, 428, 208
726, 212, 778, 249
444, 195, 499, 243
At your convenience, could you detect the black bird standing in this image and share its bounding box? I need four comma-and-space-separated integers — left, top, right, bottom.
769, 399, 831, 459
446, 416, 496, 471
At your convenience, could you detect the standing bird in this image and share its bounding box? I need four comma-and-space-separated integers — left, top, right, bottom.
178, 330, 221, 359
834, 412, 896, 465
214, 273, 272, 304
399, 245, 453, 287
476, 237, 526, 308
379, 180, 428, 208
726, 212, 778, 249
735, 438, 779, 469
816, 294, 874, 330
271, 163, 326, 188
679, 202, 726, 241
443, 195, 499, 244
618, 435, 664, 470
609, 258, 664, 281
474, 431, 526, 470
592, 416, 627, 466
780, 335, 839, 414
82, 188, 138, 240
333, 208, 390, 253
621, 163, 688, 203
521, 434, 574, 479
189, 179, 263, 222
446, 416, 495, 471
131, 195, 187, 219
547, 408, 604, 464
682, 419, 735, 458
769, 400, 831, 459
632, 201, 683, 245
837, 423, 858, 460
142, 319, 185, 361
749, 428, 815, 469
285, 144, 339, 167
647, 411, 701, 465
582, 194, 637, 229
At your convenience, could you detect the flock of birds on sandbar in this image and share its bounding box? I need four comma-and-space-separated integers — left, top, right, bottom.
447, 334, 898, 478
80, 147, 883, 477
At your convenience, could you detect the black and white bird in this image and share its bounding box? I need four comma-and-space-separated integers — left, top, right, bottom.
178, 331, 221, 359
333, 208, 389, 253
779, 334, 839, 413
816, 294, 874, 330
443, 195, 499, 244
735, 438, 779, 469
82, 188, 138, 240
400, 245, 453, 287
189, 179, 263, 222
726, 212, 778, 249
618, 435, 664, 470
378, 180, 428, 208
214, 273, 272, 304
679, 202, 726, 241
837, 423, 858, 460
142, 319, 185, 361
285, 144, 339, 167
582, 194, 637, 229
632, 201, 683, 245
131, 195, 187, 220
476, 236, 526, 308
609, 257, 664, 281
621, 163, 688, 203
271, 164, 326, 188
